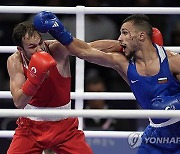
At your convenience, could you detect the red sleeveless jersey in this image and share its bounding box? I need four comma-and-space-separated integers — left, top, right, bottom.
29, 66, 71, 107
20, 50, 71, 107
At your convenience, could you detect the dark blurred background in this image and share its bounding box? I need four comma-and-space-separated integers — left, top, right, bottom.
0, 0, 180, 153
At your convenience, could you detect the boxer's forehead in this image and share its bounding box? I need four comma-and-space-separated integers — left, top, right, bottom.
121, 21, 134, 32
22, 31, 42, 46
120, 22, 139, 35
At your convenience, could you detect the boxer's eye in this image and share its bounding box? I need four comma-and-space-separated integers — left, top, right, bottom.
122, 31, 128, 35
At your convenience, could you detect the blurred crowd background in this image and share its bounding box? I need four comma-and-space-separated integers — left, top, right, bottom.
0, 0, 180, 153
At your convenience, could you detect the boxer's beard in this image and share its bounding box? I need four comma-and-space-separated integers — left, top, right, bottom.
126, 50, 135, 60
126, 31, 135, 59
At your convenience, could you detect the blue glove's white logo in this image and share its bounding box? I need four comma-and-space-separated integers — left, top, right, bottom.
52, 21, 59, 28
128, 132, 142, 148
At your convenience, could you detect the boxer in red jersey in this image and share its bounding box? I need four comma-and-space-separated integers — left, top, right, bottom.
7, 20, 93, 154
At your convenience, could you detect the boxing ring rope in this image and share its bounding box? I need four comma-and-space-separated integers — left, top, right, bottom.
1, 109, 180, 138
1, 6, 180, 139
0, 91, 135, 100
0, 6, 179, 14
0, 46, 179, 54
0, 130, 141, 138
0, 109, 180, 138
0, 109, 179, 118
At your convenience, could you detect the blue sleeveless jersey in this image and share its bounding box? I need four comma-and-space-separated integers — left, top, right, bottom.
127, 44, 180, 109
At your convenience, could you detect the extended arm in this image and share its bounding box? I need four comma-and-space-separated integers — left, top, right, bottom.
68, 38, 125, 69
33, 11, 126, 70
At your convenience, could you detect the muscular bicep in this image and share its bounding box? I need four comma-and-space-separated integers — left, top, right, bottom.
82, 49, 129, 83
168, 52, 180, 81
9, 72, 26, 96
82, 48, 124, 69
7, 55, 26, 102
89, 40, 122, 53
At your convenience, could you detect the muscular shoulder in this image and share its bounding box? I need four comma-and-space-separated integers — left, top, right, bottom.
166, 49, 178, 57
166, 49, 180, 76
7, 51, 23, 74
166, 49, 180, 62
8, 51, 21, 64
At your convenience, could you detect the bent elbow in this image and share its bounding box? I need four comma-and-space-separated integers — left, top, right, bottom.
14, 103, 24, 109
14, 100, 26, 109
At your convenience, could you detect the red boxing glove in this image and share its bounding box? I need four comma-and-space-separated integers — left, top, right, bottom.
22, 52, 56, 96
152, 27, 163, 46
120, 45, 123, 52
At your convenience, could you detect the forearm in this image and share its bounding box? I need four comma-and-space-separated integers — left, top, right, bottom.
12, 89, 32, 109
9, 74, 32, 109
66, 38, 92, 59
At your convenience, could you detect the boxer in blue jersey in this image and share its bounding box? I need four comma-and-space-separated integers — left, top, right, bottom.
34, 12, 180, 154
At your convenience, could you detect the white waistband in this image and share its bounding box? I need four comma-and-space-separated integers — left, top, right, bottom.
149, 118, 180, 128
23, 101, 71, 121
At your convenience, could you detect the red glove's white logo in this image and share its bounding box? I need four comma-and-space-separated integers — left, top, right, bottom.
29, 66, 37, 77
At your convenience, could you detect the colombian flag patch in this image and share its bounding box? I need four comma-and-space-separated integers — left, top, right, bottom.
158, 77, 168, 84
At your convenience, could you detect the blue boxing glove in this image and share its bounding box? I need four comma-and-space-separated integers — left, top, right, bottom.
150, 95, 180, 124
33, 11, 73, 45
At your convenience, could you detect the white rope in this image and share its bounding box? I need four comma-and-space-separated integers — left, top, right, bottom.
0, 109, 179, 118
1, 46, 179, 53
85, 131, 143, 138
0, 46, 17, 53
0, 130, 142, 138
0, 91, 135, 100
0, 131, 14, 138
0, 91, 12, 99
0, 6, 179, 14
